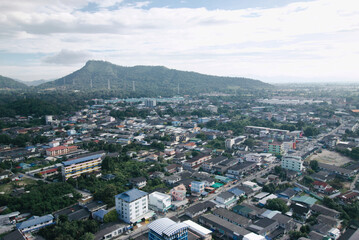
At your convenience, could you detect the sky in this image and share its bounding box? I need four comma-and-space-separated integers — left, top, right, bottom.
0, 0, 358, 83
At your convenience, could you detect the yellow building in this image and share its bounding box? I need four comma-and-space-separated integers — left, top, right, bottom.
62, 152, 104, 180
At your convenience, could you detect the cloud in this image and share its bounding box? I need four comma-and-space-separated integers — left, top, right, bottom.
0, 0, 358, 82
43, 49, 92, 65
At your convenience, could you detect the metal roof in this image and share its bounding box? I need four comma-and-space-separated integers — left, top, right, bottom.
148, 218, 188, 237
62, 153, 103, 166
115, 188, 148, 202
16, 214, 54, 230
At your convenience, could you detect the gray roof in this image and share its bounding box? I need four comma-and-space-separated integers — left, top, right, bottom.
311, 204, 340, 218
63, 153, 103, 166
200, 214, 250, 236
213, 208, 251, 227
217, 191, 235, 200
115, 188, 148, 203
16, 214, 54, 230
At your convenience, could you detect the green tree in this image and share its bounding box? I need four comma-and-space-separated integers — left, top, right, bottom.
310, 160, 319, 172
103, 209, 118, 223
266, 198, 289, 213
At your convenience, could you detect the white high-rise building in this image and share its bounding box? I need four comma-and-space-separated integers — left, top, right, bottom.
115, 189, 149, 223
225, 138, 235, 149
281, 156, 303, 172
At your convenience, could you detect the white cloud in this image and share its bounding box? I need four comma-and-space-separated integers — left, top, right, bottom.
43, 49, 92, 65
0, 0, 358, 82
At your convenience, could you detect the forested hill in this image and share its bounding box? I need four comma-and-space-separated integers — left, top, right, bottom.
38, 60, 272, 94
0, 75, 28, 89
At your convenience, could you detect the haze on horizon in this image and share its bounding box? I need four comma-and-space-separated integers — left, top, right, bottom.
0, 0, 358, 84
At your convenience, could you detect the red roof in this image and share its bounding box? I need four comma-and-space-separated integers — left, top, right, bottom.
313, 181, 328, 187
40, 168, 58, 174
47, 146, 68, 151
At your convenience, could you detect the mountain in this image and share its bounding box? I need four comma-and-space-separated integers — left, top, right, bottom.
39, 60, 271, 94
0, 75, 28, 89
21, 79, 52, 86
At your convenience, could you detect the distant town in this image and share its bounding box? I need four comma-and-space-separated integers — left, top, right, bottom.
1, 84, 359, 240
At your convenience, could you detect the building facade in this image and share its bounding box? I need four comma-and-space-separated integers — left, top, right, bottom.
62, 153, 104, 180
148, 218, 188, 240
281, 156, 303, 172
115, 189, 149, 224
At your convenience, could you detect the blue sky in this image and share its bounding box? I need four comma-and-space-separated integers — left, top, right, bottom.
0, 0, 358, 83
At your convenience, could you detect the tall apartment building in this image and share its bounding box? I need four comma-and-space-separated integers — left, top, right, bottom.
281, 156, 303, 172
115, 189, 149, 224
62, 152, 104, 180
145, 99, 157, 108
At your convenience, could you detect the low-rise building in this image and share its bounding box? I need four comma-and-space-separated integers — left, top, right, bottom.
46, 145, 78, 156
16, 214, 55, 233
149, 191, 172, 212
148, 218, 189, 240
62, 152, 104, 180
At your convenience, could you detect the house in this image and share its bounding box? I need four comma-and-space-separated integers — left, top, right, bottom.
246, 218, 279, 237
94, 223, 130, 240
199, 214, 250, 239
183, 220, 212, 240
0, 170, 13, 180
291, 195, 317, 207
228, 187, 245, 198
93, 209, 108, 222
215, 192, 237, 208
213, 208, 251, 227
191, 181, 205, 195
226, 162, 257, 178
170, 184, 187, 201
148, 191, 172, 212
277, 188, 297, 200
338, 191, 359, 203
242, 181, 262, 192
201, 156, 228, 172
115, 189, 149, 224
310, 204, 340, 219
185, 201, 216, 218
272, 213, 295, 233
291, 203, 311, 221
164, 164, 182, 174
16, 214, 55, 233
318, 162, 356, 179
164, 175, 181, 185
182, 154, 211, 170
130, 177, 147, 189
232, 203, 265, 220
2, 229, 26, 240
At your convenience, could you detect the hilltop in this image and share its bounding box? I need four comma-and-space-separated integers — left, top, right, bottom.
38, 60, 271, 94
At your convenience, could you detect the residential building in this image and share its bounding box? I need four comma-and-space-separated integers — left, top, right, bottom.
94, 223, 130, 240
185, 201, 216, 218
148, 218, 188, 240
213, 208, 251, 227
130, 177, 147, 189
183, 220, 212, 240
182, 154, 211, 170
247, 218, 279, 237
145, 99, 157, 108
191, 181, 205, 195
215, 192, 237, 208
115, 188, 149, 224
281, 156, 303, 172
171, 184, 187, 201
46, 145, 78, 156
62, 152, 104, 180
268, 142, 284, 155
199, 214, 250, 239
149, 192, 172, 212
16, 214, 55, 233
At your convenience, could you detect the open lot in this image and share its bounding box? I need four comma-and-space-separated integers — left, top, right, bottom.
308, 149, 353, 167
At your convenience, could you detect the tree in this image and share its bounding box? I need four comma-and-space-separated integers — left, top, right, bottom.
310, 160, 319, 172
243, 138, 255, 148
79, 233, 94, 240
104, 209, 118, 223
266, 198, 289, 213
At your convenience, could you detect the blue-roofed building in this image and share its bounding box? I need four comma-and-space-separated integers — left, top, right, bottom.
228, 187, 245, 198
61, 152, 105, 180
115, 189, 150, 224
148, 218, 188, 240
16, 214, 54, 233
93, 209, 108, 222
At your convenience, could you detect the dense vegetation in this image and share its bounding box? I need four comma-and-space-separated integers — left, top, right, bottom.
38, 60, 272, 94
0, 75, 28, 89
0, 182, 81, 215
39, 216, 99, 240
